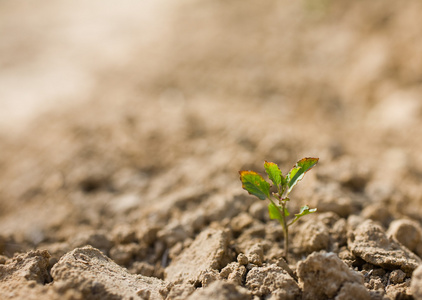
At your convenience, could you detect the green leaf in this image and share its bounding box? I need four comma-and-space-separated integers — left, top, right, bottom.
286, 166, 301, 188
239, 171, 270, 200
288, 205, 317, 227
264, 161, 284, 187
295, 205, 317, 218
268, 202, 289, 220
268, 202, 283, 220
286, 157, 319, 193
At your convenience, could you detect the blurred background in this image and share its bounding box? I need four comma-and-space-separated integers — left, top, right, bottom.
1, 0, 422, 250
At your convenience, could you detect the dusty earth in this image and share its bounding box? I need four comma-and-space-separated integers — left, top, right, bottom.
2, 0, 422, 299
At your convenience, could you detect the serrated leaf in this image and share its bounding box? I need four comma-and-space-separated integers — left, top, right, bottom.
239, 171, 270, 200
286, 166, 301, 188
264, 161, 284, 187
286, 157, 319, 193
268, 202, 289, 221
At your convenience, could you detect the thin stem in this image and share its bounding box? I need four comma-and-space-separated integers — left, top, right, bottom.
275, 183, 282, 198
280, 201, 289, 262
287, 218, 299, 227
269, 195, 289, 262
268, 197, 280, 212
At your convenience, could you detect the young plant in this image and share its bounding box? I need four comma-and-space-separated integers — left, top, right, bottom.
239, 157, 318, 261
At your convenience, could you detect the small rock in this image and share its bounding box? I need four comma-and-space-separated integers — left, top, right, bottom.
245, 264, 300, 299
237, 253, 248, 265
246, 244, 264, 266
165, 228, 233, 284
389, 269, 406, 284
187, 280, 252, 300
297, 251, 370, 300
348, 220, 421, 275
220, 262, 246, 285
387, 219, 422, 253
411, 265, 422, 300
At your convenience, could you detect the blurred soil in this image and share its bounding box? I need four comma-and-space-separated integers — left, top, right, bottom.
2, 0, 422, 299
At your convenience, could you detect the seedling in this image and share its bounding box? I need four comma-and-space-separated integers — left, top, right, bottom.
239, 157, 318, 261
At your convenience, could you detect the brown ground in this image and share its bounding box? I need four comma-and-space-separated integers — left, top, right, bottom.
2, 0, 422, 299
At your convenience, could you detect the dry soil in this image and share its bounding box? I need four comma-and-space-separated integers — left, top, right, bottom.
2, 0, 422, 299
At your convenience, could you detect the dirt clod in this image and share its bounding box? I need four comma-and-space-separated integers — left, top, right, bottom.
411, 265, 422, 300
245, 264, 300, 299
295, 216, 331, 254
220, 262, 247, 285
348, 220, 421, 275
297, 251, 370, 300
237, 253, 248, 266
165, 228, 232, 284
51, 246, 169, 299
246, 243, 264, 266
387, 219, 422, 254
0, 250, 52, 299
390, 269, 407, 284
0, 250, 51, 284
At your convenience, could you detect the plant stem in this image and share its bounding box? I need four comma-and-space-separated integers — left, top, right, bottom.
269, 196, 289, 262
281, 201, 289, 262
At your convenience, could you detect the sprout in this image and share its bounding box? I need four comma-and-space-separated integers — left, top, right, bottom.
239, 157, 318, 262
